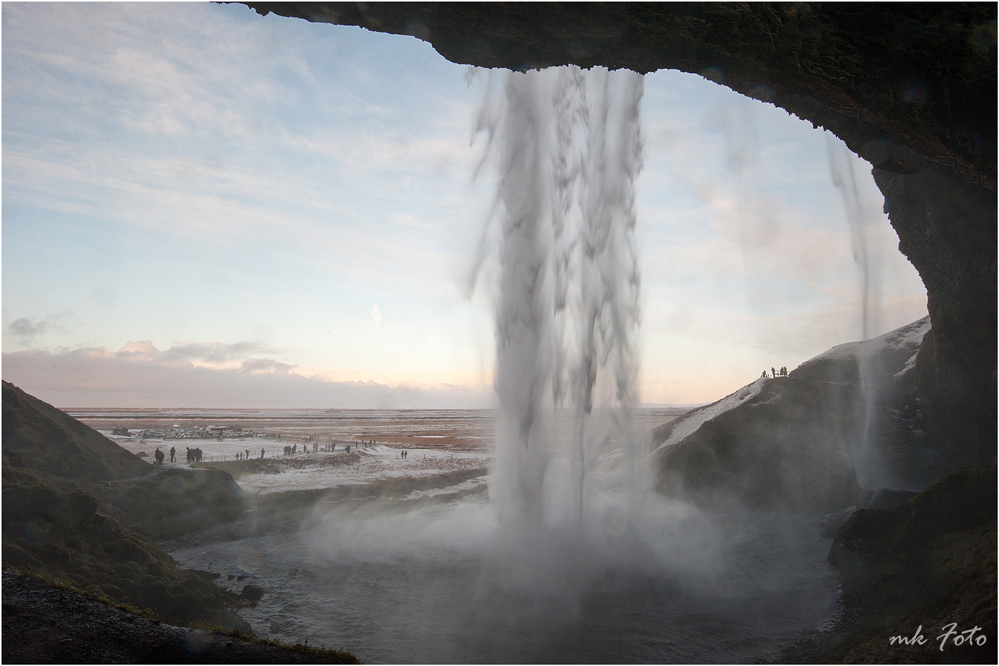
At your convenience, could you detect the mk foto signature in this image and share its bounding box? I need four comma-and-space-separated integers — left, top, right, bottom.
890, 623, 987, 650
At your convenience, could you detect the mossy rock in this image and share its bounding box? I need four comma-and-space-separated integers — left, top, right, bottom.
3, 480, 242, 627
2, 542, 40, 569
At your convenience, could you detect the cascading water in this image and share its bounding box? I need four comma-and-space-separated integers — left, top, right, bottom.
826, 137, 885, 488
471, 66, 646, 547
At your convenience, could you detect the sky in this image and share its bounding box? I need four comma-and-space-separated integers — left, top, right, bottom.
1, 2, 928, 409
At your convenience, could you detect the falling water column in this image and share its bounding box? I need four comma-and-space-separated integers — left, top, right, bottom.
483, 66, 645, 537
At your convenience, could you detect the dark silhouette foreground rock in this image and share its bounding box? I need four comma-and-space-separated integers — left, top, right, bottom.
1, 570, 358, 664
819, 465, 997, 663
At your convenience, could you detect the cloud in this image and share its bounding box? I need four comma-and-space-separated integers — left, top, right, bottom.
8, 317, 49, 340
239, 358, 296, 375
165, 341, 280, 365
4, 314, 72, 345
2, 347, 492, 409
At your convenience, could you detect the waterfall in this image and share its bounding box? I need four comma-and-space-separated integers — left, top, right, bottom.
471, 66, 646, 541
826, 137, 885, 488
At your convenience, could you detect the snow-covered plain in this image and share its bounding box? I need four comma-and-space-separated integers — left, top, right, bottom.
77, 408, 684, 496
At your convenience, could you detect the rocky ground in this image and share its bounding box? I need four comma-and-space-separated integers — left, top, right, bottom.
1, 570, 358, 663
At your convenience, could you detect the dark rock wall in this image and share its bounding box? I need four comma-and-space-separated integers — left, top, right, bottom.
242, 2, 996, 461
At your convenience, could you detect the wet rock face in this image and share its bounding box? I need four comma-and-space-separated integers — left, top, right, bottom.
874, 166, 996, 466
244, 2, 996, 456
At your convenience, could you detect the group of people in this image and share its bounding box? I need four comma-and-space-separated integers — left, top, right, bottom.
763, 366, 789, 379
399, 450, 408, 459
149, 437, 388, 465
149, 445, 271, 465
234, 449, 261, 460
153, 445, 188, 464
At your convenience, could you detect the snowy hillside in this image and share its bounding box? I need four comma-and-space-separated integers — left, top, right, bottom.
799, 316, 930, 378
651, 316, 931, 456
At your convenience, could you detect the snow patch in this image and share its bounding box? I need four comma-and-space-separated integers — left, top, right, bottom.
652, 377, 766, 454
806, 316, 930, 366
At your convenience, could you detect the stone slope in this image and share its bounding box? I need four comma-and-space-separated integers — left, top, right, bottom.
654, 375, 864, 512
653, 317, 933, 511
2, 380, 150, 483
2, 381, 248, 540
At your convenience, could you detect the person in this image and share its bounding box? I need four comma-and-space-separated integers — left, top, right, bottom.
169, 446, 176, 463
154, 448, 164, 465
261, 448, 265, 459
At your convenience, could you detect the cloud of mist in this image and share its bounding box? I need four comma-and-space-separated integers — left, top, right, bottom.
296, 487, 835, 640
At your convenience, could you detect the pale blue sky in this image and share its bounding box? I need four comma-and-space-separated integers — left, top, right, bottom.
2, 2, 927, 408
